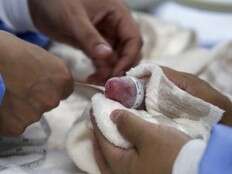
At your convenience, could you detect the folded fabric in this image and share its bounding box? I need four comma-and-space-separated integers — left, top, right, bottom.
127, 64, 224, 139
92, 94, 186, 148
66, 63, 224, 174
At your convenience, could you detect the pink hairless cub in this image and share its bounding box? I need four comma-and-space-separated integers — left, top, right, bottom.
105, 76, 145, 109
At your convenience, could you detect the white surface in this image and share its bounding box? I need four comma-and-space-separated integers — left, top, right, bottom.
156, 2, 232, 46
149, 48, 213, 74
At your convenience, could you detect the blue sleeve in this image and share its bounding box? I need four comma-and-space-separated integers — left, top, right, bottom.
199, 124, 232, 174
0, 74, 6, 105
0, 20, 50, 48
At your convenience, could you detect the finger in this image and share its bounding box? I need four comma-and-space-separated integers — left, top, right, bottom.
92, 117, 133, 172
113, 17, 142, 76
93, 136, 112, 174
70, 7, 113, 60
110, 110, 147, 149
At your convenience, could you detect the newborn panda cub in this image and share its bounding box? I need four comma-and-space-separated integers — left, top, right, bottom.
105, 76, 145, 109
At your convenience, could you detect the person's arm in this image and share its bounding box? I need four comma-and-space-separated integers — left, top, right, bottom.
0, 0, 36, 32
174, 124, 232, 174
0, 31, 73, 136
199, 124, 232, 174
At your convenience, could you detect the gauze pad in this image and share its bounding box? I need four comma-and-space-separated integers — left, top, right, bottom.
92, 93, 185, 148
127, 63, 224, 134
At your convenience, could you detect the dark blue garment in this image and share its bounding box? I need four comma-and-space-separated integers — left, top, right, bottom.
0, 20, 50, 48
0, 75, 6, 105
199, 124, 232, 174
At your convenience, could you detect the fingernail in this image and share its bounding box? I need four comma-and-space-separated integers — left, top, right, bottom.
110, 111, 121, 123
95, 44, 112, 58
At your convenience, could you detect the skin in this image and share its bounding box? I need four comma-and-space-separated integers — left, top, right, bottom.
0, 31, 73, 136
28, 0, 142, 84
93, 67, 232, 174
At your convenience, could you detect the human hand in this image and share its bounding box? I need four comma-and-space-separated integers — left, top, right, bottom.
0, 31, 73, 136
162, 67, 232, 126
93, 110, 190, 174
28, 0, 142, 81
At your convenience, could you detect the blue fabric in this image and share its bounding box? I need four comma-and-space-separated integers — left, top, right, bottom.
0, 20, 50, 48
0, 75, 6, 105
199, 124, 232, 174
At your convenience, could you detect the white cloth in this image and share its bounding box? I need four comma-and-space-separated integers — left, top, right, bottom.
172, 139, 207, 174
0, 0, 36, 32
49, 43, 95, 82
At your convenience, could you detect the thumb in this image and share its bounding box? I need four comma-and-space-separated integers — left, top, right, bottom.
111, 110, 147, 148
72, 11, 113, 60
